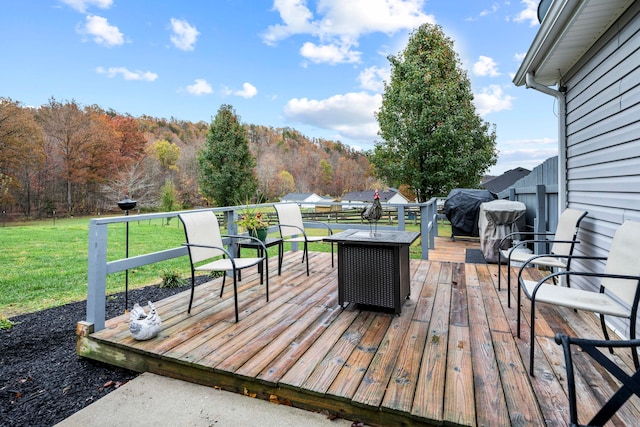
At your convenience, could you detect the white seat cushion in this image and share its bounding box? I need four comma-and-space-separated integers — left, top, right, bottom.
501, 249, 568, 269
195, 257, 263, 272
521, 280, 631, 318
285, 235, 326, 243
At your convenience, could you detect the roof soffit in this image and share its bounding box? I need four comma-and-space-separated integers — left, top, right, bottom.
514, 0, 634, 87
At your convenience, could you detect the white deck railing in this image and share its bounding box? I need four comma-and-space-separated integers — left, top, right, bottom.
85, 199, 439, 331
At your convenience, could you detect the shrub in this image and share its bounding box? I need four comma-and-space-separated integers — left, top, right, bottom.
160, 269, 188, 288
0, 314, 15, 330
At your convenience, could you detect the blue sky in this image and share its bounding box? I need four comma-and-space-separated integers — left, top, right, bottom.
1, 0, 558, 176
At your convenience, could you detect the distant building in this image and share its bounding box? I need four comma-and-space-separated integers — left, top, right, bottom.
279, 192, 323, 209
314, 195, 340, 213
480, 167, 530, 194
341, 190, 409, 209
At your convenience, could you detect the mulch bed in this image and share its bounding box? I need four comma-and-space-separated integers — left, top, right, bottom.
0, 280, 202, 427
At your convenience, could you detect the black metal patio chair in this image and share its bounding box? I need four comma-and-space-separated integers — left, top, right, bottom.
274, 203, 333, 276
518, 220, 640, 376
498, 208, 587, 307
555, 333, 640, 427
178, 210, 269, 322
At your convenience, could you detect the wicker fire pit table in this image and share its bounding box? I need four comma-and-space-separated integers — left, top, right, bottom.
325, 229, 420, 314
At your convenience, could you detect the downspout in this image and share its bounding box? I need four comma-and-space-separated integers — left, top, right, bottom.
525, 72, 567, 214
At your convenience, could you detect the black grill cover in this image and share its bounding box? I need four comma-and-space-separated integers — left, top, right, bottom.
444, 189, 497, 238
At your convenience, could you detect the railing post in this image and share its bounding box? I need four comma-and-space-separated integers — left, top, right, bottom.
420, 205, 429, 260
397, 206, 405, 231
87, 219, 108, 331
432, 200, 439, 237
428, 202, 435, 249
225, 209, 238, 268
226, 209, 237, 235
535, 184, 547, 254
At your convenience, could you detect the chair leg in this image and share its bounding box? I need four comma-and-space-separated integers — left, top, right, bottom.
259, 259, 264, 285
258, 247, 264, 285
498, 255, 502, 291
220, 273, 226, 298
232, 271, 239, 322
617, 314, 640, 369
517, 282, 522, 339
598, 313, 616, 358
633, 323, 639, 370
558, 336, 579, 426
188, 269, 196, 313
507, 257, 512, 308
300, 244, 306, 263
330, 242, 334, 267
265, 259, 269, 302
529, 298, 537, 376
304, 241, 310, 276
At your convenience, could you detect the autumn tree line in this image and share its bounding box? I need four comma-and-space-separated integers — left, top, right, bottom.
0, 97, 376, 219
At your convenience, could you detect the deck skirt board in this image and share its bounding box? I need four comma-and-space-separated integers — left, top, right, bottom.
78, 244, 640, 427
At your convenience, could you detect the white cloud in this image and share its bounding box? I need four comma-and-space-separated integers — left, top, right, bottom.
300, 42, 360, 65
473, 56, 500, 77
263, 0, 435, 65
465, 3, 500, 21
358, 66, 389, 92
186, 79, 213, 95
513, 0, 539, 27
96, 66, 158, 81
170, 18, 199, 51
314, 0, 434, 36
234, 82, 258, 98
479, 3, 500, 17
473, 84, 514, 116
79, 15, 124, 47
60, 0, 112, 13
262, 0, 316, 45
284, 91, 382, 141
513, 52, 526, 62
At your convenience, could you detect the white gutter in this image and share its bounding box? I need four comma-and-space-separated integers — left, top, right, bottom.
525, 72, 567, 213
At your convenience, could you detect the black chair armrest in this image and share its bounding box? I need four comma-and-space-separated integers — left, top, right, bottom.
520, 268, 640, 300
498, 231, 554, 250
223, 234, 268, 259
277, 223, 306, 236
515, 252, 605, 279
182, 242, 236, 266
303, 220, 333, 235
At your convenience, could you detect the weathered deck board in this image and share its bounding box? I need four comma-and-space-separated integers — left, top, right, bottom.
77, 245, 640, 427
466, 267, 510, 427
411, 278, 451, 422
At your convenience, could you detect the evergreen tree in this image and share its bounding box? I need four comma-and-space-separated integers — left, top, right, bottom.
197, 105, 257, 206
372, 23, 497, 202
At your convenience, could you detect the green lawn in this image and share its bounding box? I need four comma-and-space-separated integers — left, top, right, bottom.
0, 215, 448, 318
0, 217, 190, 317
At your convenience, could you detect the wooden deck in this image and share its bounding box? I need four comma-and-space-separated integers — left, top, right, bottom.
77, 239, 640, 426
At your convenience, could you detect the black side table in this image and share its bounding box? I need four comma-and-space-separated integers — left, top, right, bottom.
237, 237, 283, 279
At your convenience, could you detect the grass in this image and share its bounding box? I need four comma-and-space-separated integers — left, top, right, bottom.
0, 217, 190, 317
0, 215, 449, 318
